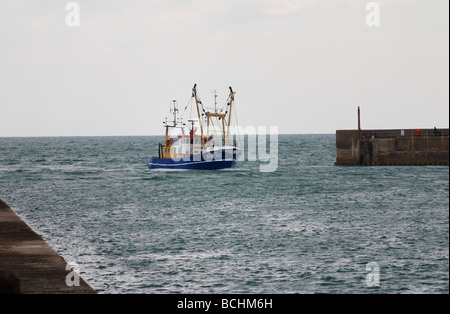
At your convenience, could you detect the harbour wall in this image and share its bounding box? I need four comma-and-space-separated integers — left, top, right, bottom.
0, 199, 96, 294
336, 128, 449, 166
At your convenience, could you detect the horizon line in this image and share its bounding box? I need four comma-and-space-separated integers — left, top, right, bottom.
0, 132, 337, 139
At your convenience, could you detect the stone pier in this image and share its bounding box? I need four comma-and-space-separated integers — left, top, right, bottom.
336, 128, 449, 166
0, 199, 96, 294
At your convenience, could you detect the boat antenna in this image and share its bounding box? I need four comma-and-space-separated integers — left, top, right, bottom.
170, 100, 178, 127
214, 90, 218, 113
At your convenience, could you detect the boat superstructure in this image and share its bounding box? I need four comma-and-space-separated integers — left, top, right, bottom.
149, 84, 241, 170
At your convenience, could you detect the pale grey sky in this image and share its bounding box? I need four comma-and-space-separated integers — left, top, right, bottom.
0, 0, 448, 136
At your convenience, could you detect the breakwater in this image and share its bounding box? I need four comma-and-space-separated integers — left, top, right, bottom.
0, 199, 96, 294
336, 128, 449, 166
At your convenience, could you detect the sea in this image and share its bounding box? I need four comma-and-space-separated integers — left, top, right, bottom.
0, 135, 448, 294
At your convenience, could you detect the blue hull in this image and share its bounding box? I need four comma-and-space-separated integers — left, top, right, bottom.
149, 148, 239, 170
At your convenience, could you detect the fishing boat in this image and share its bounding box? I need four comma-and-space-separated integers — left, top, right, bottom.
148, 84, 242, 170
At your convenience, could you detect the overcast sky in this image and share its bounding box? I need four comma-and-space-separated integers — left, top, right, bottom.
0, 0, 448, 136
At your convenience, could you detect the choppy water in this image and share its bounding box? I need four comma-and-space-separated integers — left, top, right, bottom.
0, 135, 448, 294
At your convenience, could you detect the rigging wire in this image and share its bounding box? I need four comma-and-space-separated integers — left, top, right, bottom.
180, 96, 193, 121
173, 87, 239, 148
233, 97, 241, 147
220, 93, 231, 114
209, 115, 222, 148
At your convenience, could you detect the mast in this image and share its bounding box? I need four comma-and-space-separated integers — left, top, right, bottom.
191, 84, 236, 147
164, 100, 178, 145
226, 87, 236, 146
171, 100, 178, 127
192, 84, 205, 144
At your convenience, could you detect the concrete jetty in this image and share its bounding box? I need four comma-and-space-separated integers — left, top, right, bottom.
0, 199, 96, 294
336, 128, 449, 166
